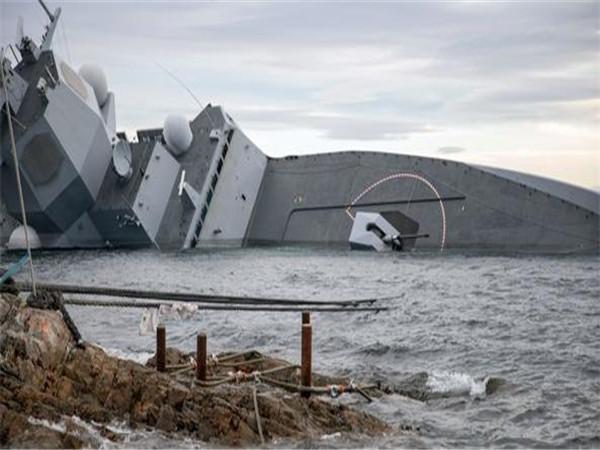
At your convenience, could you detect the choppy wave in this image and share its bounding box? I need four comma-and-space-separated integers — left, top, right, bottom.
27, 416, 117, 448
27, 415, 210, 449
27, 417, 68, 433
100, 346, 153, 365
426, 371, 488, 398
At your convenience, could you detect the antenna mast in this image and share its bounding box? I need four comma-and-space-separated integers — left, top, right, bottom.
38, 0, 55, 21
37, 0, 62, 52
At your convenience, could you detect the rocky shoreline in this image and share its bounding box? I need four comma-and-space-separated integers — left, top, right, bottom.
0, 292, 391, 448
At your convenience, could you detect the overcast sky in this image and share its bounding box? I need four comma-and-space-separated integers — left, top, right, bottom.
1, 1, 598, 189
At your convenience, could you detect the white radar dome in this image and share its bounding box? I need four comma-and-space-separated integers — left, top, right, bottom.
79, 64, 109, 107
112, 140, 133, 180
7, 225, 41, 250
163, 114, 193, 156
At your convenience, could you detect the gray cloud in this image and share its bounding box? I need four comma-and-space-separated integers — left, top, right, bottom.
438, 146, 466, 155
1, 1, 597, 142
234, 108, 433, 141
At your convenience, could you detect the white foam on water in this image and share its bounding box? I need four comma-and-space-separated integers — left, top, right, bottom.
27, 416, 117, 449
426, 370, 487, 397
27, 417, 67, 433
321, 432, 342, 440
100, 346, 153, 365
69, 416, 117, 449
93, 419, 131, 435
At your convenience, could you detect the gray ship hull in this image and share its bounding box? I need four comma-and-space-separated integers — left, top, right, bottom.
0, 202, 18, 246
247, 152, 599, 253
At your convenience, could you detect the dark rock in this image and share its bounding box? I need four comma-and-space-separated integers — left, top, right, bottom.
0, 268, 19, 296
156, 405, 177, 432
485, 376, 506, 395
26, 289, 83, 345
383, 372, 430, 401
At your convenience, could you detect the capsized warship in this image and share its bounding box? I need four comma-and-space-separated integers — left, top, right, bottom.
1, 2, 598, 253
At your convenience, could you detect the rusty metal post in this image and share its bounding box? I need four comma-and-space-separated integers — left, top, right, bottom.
302, 311, 310, 325
301, 321, 312, 398
196, 332, 207, 381
156, 324, 166, 372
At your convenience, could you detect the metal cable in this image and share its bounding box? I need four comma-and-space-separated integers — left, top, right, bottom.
61, 297, 388, 313
10, 282, 390, 307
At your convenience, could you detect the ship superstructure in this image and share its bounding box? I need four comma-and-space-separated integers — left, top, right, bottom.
1, 1, 598, 253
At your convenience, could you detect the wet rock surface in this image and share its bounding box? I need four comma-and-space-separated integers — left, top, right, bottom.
0, 269, 18, 296
0, 294, 389, 448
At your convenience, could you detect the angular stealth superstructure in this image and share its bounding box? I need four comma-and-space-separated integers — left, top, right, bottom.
1, 2, 598, 253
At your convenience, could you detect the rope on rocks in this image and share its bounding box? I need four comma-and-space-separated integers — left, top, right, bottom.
354, 385, 374, 403
161, 352, 375, 403
169, 353, 287, 378
260, 375, 378, 400
218, 357, 265, 368
212, 351, 257, 364
253, 385, 265, 445
195, 364, 299, 387
260, 375, 321, 394
188, 356, 376, 401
